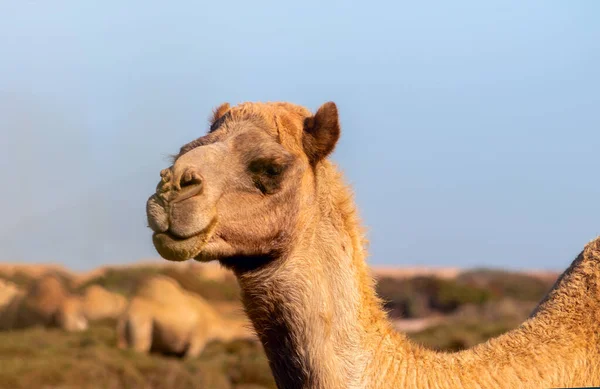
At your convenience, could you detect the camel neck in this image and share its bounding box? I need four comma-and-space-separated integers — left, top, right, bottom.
230, 161, 600, 389
233, 165, 402, 389
234, 231, 385, 388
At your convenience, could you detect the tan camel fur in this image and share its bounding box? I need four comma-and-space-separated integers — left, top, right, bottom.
0, 274, 85, 331
80, 284, 127, 322
146, 101, 600, 388
55, 285, 127, 332
0, 279, 20, 310
116, 275, 253, 358
0, 280, 23, 328
55, 295, 89, 332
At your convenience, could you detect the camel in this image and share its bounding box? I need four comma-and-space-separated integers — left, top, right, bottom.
116, 275, 254, 358
0, 274, 90, 332
54, 285, 127, 332
0, 279, 21, 309
80, 284, 127, 322
0, 280, 23, 327
54, 294, 89, 332
145, 101, 600, 388
0, 274, 70, 330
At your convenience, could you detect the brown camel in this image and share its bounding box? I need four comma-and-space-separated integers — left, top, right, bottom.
0, 279, 20, 309
146, 101, 600, 388
0, 274, 92, 332
116, 275, 253, 358
80, 284, 127, 322
54, 285, 127, 332
0, 274, 82, 331
55, 295, 89, 332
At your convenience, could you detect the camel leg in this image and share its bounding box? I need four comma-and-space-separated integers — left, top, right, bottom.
131, 318, 153, 353
116, 317, 128, 350
184, 334, 207, 359
119, 315, 153, 353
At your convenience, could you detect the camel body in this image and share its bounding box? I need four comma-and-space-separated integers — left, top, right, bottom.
0, 275, 91, 332
80, 284, 127, 322
0, 279, 20, 310
0, 274, 84, 331
117, 275, 252, 358
56, 285, 127, 331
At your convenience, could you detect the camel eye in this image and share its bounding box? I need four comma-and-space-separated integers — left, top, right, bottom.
248, 159, 282, 176
248, 159, 287, 194
265, 165, 282, 176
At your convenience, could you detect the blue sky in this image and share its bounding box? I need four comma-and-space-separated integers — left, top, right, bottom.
0, 1, 598, 271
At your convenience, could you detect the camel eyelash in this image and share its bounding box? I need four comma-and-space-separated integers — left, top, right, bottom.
248, 159, 286, 176
248, 159, 289, 194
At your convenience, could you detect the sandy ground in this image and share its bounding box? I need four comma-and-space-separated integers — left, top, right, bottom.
392, 317, 445, 333
371, 266, 462, 280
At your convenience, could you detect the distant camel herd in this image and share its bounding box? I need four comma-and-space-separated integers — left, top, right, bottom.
0, 273, 254, 357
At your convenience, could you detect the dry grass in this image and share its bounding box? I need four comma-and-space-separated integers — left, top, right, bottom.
372, 266, 462, 280
0, 314, 529, 388
0, 324, 275, 389
0, 263, 557, 388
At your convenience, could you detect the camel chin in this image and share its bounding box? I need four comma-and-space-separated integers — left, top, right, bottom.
152, 231, 210, 262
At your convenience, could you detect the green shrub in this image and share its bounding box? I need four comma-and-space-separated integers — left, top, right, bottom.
77, 266, 241, 301
0, 324, 275, 389
376, 276, 492, 318
409, 316, 521, 352
0, 270, 75, 291
161, 268, 241, 301
457, 269, 554, 302
76, 266, 162, 296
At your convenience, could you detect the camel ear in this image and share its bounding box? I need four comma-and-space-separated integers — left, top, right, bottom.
302, 102, 340, 163
209, 102, 231, 132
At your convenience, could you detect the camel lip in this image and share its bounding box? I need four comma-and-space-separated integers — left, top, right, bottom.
153, 230, 198, 242
165, 226, 203, 240
151, 219, 217, 262
152, 231, 206, 262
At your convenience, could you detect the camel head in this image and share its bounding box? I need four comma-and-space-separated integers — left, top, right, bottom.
55, 296, 89, 332
147, 101, 340, 267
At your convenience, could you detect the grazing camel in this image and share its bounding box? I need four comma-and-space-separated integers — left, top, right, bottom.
54, 295, 89, 332
54, 285, 127, 332
0, 274, 88, 331
146, 101, 600, 388
117, 275, 253, 358
80, 284, 127, 322
0, 279, 125, 332
0, 280, 23, 327
0, 279, 20, 309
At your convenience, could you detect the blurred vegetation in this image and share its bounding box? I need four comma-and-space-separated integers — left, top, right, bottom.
76, 266, 241, 301
0, 271, 36, 288
376, 271, 554, 319
408, 316, 522, 352
376, 276, 492, 318
456, 269, 554, 302
0, 310, 532, 388
76, 266, 162, 296
0, 270, 75, 291
0, 324, 275, 389
161, 268, 241, 302
0, 265, 558, 388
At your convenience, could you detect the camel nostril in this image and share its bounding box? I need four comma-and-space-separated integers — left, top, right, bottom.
180, 168, 203, 189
